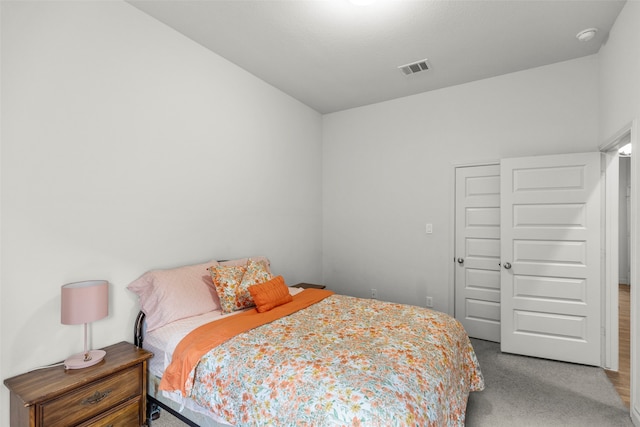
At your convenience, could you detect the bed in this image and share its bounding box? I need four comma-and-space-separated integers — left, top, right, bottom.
129, 257, 484, 426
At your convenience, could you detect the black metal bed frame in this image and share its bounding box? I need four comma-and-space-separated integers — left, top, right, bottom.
134, 311, 200, 427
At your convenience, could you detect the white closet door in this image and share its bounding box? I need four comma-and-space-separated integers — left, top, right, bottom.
455, 164, 501, 342
500, 152, 601, 365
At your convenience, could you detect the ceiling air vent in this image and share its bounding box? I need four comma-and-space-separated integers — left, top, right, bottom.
398, 59, 430, 76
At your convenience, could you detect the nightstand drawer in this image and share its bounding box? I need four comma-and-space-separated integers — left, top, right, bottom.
41, 365, 142, 426
77, 397, 141, 427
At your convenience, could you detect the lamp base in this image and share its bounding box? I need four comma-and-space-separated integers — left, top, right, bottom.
64, 349, 106, 370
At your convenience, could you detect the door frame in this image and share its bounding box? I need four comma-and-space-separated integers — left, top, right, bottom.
600, 123, 633, 371
599, 120, 638, 423
450, 160, 499, 319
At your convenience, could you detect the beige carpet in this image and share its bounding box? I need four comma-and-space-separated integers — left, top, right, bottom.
152, 412, 189, 427
466, 338, 632, 427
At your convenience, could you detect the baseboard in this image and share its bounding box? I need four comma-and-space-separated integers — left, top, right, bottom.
632, 404, 640, 426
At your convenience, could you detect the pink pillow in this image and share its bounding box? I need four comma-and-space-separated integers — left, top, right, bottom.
127, 260, 221, 332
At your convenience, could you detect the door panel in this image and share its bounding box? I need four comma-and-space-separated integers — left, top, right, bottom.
455, 164, 501, 342
500, 152, 601, 366
512, 310, 587, 339
466, 300, 501, 323
512, 165, 586, 192
513, 276, 586, 302
513, 203, 586, 227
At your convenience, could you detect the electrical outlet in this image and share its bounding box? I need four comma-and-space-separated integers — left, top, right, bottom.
371, 289, 377, 299
426, 296, 433, 307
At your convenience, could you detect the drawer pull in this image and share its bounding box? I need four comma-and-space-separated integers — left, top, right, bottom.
81, 389, 112, 405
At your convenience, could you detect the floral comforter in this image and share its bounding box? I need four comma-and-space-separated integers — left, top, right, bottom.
183, 294, 484, 426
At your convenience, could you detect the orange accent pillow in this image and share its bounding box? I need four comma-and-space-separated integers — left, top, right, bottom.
248, 275, 293, 313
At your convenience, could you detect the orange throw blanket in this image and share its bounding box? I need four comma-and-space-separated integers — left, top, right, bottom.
160, 288, 334, 396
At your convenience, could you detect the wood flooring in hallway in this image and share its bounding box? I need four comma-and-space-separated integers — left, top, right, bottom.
605, 284, 630, 408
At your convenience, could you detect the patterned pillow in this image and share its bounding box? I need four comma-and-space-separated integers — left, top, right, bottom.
218, 256, 271, 273
240, 258, 273, 288
209, 258, 273, 313
209, 265, 248, 314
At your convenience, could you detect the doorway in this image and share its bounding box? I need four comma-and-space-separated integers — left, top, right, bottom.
600, 122, 638, 421
618, 154, 632, 407
619, 153, 631, 406
602, 136, 633, 406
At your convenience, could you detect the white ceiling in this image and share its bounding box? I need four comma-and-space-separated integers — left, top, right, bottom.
128, 0, 626, 114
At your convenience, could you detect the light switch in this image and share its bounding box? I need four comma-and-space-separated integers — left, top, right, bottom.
426, 223, 433, 234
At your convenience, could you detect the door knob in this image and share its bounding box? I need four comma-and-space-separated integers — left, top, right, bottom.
457, 257, 464, 264
503, 262, 512, 269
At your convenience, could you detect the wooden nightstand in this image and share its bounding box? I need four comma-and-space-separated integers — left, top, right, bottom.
292, 282, 326, 289
4, 341, 153, 427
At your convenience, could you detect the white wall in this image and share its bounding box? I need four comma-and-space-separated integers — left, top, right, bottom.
598, 1, 640, 423
599, 1, 640, 142
0, 1, 322, 423
323, 55, 599, 312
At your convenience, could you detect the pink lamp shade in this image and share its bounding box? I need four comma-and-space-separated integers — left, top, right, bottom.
61, 280, 109, 324
61, 280, 109, 369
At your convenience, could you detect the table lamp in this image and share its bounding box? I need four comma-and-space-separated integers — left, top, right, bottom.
61, 280, 109, 369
